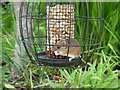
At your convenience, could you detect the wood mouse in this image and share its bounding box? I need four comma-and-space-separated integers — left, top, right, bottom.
54, 38, 81, 61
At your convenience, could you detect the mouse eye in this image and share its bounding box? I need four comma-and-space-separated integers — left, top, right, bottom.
57, 46, 60, 49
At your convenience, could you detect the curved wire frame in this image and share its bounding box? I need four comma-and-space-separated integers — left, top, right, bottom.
19, 1, 104, 67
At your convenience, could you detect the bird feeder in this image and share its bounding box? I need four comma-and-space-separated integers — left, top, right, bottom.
19, 2, 104, 67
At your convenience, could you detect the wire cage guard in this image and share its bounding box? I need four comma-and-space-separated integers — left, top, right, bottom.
19, 1, 104, 67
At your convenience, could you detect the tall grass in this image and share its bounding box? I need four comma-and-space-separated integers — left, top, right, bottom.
45, 52, 118, 88
1, 2, 119, 89
0, 4, 2, 89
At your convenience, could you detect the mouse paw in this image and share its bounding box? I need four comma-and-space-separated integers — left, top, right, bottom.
69, 58, 72, 61
79, 55, 81, 58
69, 57, 74, 61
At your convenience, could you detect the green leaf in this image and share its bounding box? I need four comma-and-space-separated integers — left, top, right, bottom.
108, 43, 118, 56
4, 84, 15, 88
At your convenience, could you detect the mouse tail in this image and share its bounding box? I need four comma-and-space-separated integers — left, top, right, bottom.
78, 55, 86, 64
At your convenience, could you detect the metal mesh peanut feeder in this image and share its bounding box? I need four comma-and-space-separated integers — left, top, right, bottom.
19, 2, 104, 67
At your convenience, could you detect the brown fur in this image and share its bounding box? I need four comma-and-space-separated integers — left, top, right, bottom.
54, 38, 80, 58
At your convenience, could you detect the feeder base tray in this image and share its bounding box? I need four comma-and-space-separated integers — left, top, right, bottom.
37, 52, 83, 67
